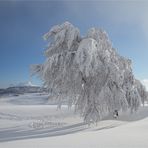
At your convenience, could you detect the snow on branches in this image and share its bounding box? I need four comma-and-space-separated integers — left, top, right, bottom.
32, 22, 147, 123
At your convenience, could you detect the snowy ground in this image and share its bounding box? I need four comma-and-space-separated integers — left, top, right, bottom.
0, 93, 148, 148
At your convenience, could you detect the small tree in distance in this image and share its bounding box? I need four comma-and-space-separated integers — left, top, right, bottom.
31, 22, 147, 123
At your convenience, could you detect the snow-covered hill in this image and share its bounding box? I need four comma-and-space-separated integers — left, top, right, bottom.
0, 93, 49, 105
0, 86, 47, 97
0, 94, 148, 148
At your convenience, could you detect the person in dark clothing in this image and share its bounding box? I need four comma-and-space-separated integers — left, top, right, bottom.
113, 110, 119, 119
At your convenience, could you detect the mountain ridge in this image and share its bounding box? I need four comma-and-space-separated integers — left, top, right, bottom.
0, 85, 47, 96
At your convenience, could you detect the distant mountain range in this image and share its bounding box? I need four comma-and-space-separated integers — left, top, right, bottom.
9, 81, 38, 87
0, 85, 47, 96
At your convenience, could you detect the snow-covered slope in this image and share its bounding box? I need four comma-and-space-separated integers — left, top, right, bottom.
0, 93, 49, 105
0, 86, 47, 97
0, 94, 148, 148
0, 105, 148, 148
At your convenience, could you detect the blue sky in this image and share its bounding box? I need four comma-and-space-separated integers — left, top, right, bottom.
0, 1, 148, 88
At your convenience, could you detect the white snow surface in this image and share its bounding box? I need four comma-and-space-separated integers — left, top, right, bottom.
0, 93, 148, 148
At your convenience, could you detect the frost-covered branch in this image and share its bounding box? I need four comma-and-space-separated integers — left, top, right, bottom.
32, 22, 148, 123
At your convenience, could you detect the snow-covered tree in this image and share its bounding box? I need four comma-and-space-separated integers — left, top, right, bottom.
135, 79, 147, 106
31, 22, 147, 123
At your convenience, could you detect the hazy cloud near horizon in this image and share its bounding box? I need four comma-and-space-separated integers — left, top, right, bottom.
64, 1, 148, 43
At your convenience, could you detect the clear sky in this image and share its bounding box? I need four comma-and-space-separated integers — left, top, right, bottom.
0, 1, 148, 88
